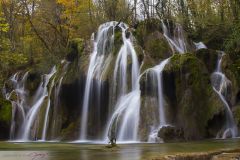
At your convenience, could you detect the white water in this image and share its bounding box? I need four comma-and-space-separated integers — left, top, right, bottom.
50, 61, 69, 139
4, 72, 29, 139
79, 22, 115, 140
146, 58, 170, 142
161, 20, 187, 54
41, 76, 56, 141
211, 53, 238, 138
42, 61, 69, 141
194, 42, 207, 50
104, 23, 140, 142
20, 66, 56, 140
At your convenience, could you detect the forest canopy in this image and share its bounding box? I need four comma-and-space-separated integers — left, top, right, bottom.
0, 0, 239, 67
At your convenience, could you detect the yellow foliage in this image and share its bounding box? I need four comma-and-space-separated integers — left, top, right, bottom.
0, 9, 9, 33
56, 0, 94, 39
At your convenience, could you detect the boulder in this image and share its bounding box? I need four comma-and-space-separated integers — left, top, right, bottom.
195, 48, 219, 73
0, 95, 11, 140
158, 126, 184, 142
162, 53, 225, 140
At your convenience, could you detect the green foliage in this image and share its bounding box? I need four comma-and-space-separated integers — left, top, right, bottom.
225, 21, 240, 59
0, 53, 28, 66
0, 11, 9, 33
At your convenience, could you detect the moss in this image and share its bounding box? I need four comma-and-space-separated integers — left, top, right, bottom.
133, 18, 162, 47
163, 53, 225, 140
0, 97, 12, 124
195, 49, 218, 73
191, 23, 231, 50
139, 96, 158, 141
221, 54, 239, 104
140, 56, 156, 73
233, 106, 240, 127
61, 122, 79, 140
67, 38, 84, 62
144, 31, 172, 61
134, 44, 144, 63
113, 27, 123, 56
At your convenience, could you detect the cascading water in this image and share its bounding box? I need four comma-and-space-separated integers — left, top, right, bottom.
161, 20, 188, 54
78, 21, 141, 142
194, 42, 207, 50
3, 20, 238, 144
143, 21, 191, 142
4, 72, 29, 139
211, 53, 238, 138
105, 23, 140, 142
4, 67, 57, 141
79, 22, 115, 141
50, 61, 69, 140
146, 58, 170, 142
21, 66, 56, 141
42, 61, 69, 141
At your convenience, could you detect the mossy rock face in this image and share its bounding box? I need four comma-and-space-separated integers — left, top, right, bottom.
133, 18, 162, 47
233, 105, 240, 131
0, 95, 11, 139
67, 38, 84, 62
61, 121, 80, 140
158, 126, 184, 142
221, 54, 240, 105
162, 53, 225, 140
192, 24, 231, 50
195, 48, 219, 73
113, 26, 123, 55
145, 31, 172, 61
139, 96, 158, 141
25, 71, 41, 96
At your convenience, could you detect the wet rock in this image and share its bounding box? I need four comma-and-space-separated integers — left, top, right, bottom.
158, 126, 184, 142
195, 48, 218, 73
0, 95, 11, 140
67, 38, 84, 62
145, 31, 172, 60
162, 53, 225, 140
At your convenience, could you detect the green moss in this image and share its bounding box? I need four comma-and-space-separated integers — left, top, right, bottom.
233, 106, 240, 127
144, 31, 172, 61
146, 39, 166, 59
0, 97, 12, 124
195, 49, 218, 73
133, 18, 162, 47
113, 27, 123, 55
68, 38, 84, 57
163, 53, 224, 140
61, 122, 79, 140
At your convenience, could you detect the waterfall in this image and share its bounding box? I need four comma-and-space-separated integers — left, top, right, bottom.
4, 72, 29, 139
104, 22, 140, 142
146, 58, 170, 142
161, 20, 187, 54
211, 53, 238, 138
41, 75, 56, 141
194, 42, 207, 50
50, 61, 69, 139
42, 61, 69, 141
78, 21, 141, 142
79, 22, 115, 141
20, 66, 56, 141
4, 67, 57, 141
212, 53, 238, 138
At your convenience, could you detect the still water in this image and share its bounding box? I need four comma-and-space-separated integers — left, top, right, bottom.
0, 139, 239, 160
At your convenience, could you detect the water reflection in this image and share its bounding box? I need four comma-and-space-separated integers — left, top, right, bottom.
0, 139, 240, 160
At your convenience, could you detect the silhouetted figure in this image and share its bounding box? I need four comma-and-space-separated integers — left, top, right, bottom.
108, 120, 117, 146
